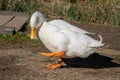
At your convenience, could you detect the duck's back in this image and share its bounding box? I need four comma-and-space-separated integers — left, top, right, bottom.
40, 20, 104, 58
48, 19, 90, 34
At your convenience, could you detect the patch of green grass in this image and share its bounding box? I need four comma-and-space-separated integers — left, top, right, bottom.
51, 5, 64, 17
0, 0, 46, 15
0, 32, 42, 48
66, 4, 80, 21
0, 0, 120, 27
50, 0, 120, 27
10, 0, 43, 15
113, 10, 120, 26
0, 32, 29, 44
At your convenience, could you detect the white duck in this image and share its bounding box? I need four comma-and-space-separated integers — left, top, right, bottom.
30, 11, 104, 69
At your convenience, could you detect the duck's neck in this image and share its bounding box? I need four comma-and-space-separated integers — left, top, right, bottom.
36, 21, 46, 40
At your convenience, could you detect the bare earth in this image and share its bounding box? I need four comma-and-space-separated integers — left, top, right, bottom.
0, 23, 120, 80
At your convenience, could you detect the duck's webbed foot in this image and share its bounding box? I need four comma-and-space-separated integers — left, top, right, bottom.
46, 58, 63, 69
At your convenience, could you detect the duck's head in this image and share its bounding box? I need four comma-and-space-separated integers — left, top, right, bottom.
30, 11, 46, 39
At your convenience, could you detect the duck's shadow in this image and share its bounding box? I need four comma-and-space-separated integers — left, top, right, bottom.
62, 53, 120, 69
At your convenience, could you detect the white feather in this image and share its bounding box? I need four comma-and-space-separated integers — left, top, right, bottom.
30, 11, 104, 58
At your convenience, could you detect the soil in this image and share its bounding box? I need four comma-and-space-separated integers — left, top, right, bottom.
0, 22, 120, 80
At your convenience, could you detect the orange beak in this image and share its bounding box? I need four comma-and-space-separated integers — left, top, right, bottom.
30, 27, 37, 39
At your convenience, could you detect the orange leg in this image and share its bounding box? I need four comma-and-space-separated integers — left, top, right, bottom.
39, 51, 65, 69
39, 51, 65, 57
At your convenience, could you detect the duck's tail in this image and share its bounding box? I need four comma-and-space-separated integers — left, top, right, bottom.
98, 35, 103, 43
90, 35, 104, 48
96, 35, 104, 47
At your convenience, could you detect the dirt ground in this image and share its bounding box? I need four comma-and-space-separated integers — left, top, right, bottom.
0, 23, 120, 80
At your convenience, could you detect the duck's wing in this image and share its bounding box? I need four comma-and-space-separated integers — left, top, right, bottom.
39, 22, 70, 52
48, 19, 93, 34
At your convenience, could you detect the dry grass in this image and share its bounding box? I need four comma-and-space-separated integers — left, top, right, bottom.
0, 0, 120, 27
